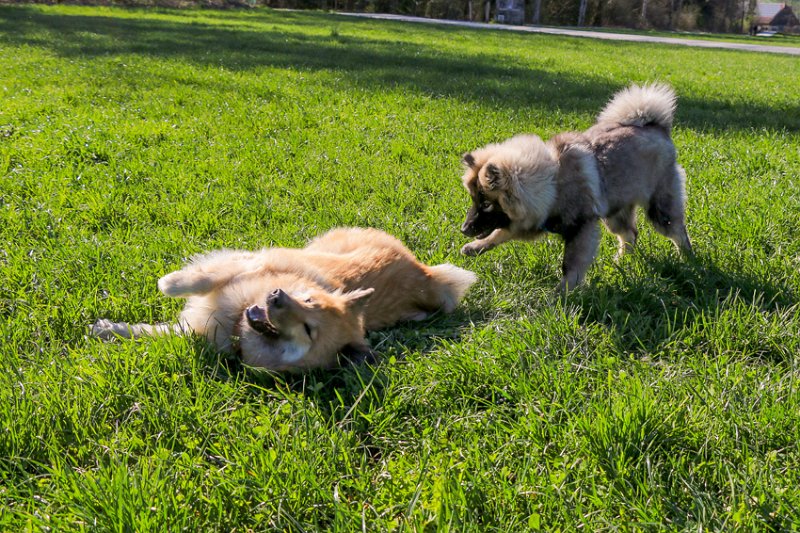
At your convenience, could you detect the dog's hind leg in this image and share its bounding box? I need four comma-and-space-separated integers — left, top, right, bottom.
560, 221, 601, 291
603, 205, 639, 259
646, 166, 693, 256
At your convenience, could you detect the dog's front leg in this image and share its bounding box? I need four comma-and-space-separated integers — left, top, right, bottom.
91, 319, 187, 340
559, 222, 600, 292
461, 229, 512, 256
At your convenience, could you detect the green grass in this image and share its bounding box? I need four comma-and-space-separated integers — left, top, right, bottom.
2, 4, 800, 530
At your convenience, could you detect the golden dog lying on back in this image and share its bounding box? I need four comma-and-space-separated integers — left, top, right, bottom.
92, 228, 476, 371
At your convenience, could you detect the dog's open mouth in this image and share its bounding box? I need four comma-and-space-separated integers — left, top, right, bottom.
245, 305, 280, 338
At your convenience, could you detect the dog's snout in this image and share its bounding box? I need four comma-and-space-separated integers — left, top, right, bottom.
268, 288, 286, 308
461, 219, 480, 237
461, 205, 481, 237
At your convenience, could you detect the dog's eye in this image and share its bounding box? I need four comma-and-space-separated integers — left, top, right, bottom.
480, 201, 493, 212
303, 323, 313, 337
304, 297, 313, 304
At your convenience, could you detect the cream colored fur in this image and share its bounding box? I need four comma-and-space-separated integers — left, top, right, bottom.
92, 228, 476, 371
596, 82, 676, 130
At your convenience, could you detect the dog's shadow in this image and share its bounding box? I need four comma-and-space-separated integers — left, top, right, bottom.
198, 307, 487, 423
570, 251, 797, 362
190, 309, 486, 464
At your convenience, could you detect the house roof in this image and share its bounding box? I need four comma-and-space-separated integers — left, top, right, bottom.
756, 3, 785, 19
755, 2, 799, 26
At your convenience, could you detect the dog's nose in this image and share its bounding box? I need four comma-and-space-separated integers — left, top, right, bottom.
268, 288, 286, 308
460, 221, 472, 235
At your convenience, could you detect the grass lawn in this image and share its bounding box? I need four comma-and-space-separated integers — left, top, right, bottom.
1, 4, 800, 530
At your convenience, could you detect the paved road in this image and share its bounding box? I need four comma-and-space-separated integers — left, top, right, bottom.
340, 12, 800, 56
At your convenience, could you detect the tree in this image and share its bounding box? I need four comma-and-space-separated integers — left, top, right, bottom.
578, 0, 588, 25
669, 0, 685, 29
532, 0, 542, 23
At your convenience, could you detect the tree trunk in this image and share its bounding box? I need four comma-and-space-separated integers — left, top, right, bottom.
578, 0, 587, 25
669, 0, 685, 29
533, 0, 542, 24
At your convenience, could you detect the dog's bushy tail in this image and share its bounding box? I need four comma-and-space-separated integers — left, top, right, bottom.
597, 83, 677, 131
428, 264, 477, 313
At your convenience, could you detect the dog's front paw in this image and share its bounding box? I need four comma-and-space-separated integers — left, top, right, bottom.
90, 319, 129, 340
158, 271, 214, 297
461, 241, 488, 256
557, 274, 585, 294
158, 272, 188, 297
90, 319, 115, 340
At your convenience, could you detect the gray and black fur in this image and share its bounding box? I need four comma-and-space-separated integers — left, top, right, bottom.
459, 83, 692, 290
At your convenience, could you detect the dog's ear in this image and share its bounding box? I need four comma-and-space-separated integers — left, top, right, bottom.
484, 163, 506, 190
462, 152, 476, 168
339, 342, 378, 366
343, 287, 374, 311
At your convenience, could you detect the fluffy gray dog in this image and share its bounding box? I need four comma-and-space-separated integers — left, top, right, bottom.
459, 83, 693, 290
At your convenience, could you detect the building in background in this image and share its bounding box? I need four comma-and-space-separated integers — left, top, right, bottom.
495, 0, 525, 24
753, 2, 800, 33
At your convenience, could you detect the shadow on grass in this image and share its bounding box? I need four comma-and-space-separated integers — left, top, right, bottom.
205, 306, 486, 404
193, 308, 487, 461
571, 251, 798, 361
1, 6, 797, 132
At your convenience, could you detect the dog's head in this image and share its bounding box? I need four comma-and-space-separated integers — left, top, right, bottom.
238, 286, 375, 371
460, 134, 558, 238
460, 153, 513, 239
